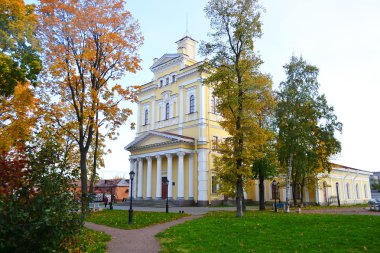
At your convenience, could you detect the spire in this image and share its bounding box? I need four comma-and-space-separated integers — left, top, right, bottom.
184, 13, 190, 37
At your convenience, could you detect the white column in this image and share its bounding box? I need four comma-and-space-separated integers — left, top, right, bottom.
155, 155, 162, 199
137, 158, 143, 199
177, 152, 185, 199
166, 154, 173, 199
255, 180, 259, 201
197, 149, 208, 202
151, 96, 155, 130
188, 153, 194, 199
146, 156, 152, 199
305, 187, 310, 202
133, 160, 137, 198
198, 82, 206, 142
263, 180, 267, 201
136, 102, 140, 136
179, 86, 184, 135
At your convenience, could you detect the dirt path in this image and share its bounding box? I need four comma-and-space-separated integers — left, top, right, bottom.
85, 215, 202, 253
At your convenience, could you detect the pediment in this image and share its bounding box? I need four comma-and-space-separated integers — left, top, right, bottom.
125, 131, 194, 151
150, 53, 183, 70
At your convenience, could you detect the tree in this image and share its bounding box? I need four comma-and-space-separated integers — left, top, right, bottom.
201, 0, 274, 217
0, 135, 82, 252
0, 0, 41, 97
38, 0, 142, 213
275, 56, 342, 211
252, 147, 277, 211
0, 0, 41, 152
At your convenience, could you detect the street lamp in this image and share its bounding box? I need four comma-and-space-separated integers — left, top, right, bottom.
162, 178, 169, 213
129, 171, 135, 224
272, 180, 278, 212
336, 182, 341, 207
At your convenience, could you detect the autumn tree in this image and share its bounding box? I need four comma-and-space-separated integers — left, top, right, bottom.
201, 0, 275, 217
0, 0, 41, 152
38, 0, 142, 212
275, 56, 342, 211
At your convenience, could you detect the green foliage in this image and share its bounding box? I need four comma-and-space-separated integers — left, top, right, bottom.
275, 56, 342, 205
0, 136, 82, 252
86, 210, 188, 230
158, 211, 380, 253
201, 0, 274, 217
0, 0, 41, 97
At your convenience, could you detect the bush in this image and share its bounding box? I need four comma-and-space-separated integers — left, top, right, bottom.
0, 140, 83, 252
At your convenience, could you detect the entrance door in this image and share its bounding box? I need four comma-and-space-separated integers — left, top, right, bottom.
162, 177, 168, 199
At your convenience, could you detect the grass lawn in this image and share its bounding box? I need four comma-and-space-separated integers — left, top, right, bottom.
157, 211, 380, 253
86, 210, 188, 230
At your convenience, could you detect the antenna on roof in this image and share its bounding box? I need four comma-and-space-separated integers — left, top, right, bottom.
184, 13, 191, 37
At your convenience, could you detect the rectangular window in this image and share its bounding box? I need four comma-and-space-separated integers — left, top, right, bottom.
172, 75, 176, 83
212, 136, 218, 150
212, 175, 218, 194
166, 77, 169, 85
160, 80, 163, 87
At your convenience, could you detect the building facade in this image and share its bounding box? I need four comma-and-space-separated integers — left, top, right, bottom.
125, 36, 372, 206
125, 36, 227, 206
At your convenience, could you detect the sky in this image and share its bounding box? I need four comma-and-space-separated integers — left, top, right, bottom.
26, 0, 380, 178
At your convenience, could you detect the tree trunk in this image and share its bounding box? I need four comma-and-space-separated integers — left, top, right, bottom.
236, 176, 244, 217
89, 124, 99, 194
285, 153, 293, 212
259, 166, 265, 210
80, 149, 89, 214
300, 176, 305, 206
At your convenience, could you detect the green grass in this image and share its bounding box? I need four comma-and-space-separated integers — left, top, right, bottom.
86, 210, 189, 230
157, 211, 380, 253
299, 203, 368, 210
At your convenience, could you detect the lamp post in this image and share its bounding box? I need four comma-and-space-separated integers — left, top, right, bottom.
129, 171, 135, 224
163, 178, 169, 213
336, 182, 341, 207
273, 180, 278, 212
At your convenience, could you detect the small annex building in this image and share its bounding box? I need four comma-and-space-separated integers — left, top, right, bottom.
125, 35, 372, 206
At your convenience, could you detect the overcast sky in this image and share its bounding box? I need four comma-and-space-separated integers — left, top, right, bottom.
27, 0, 380, 178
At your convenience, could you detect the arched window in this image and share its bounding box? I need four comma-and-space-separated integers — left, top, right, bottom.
346, 183, 350, 199
364, 184, 368, 198
144, 109, 149, 125
172, 75, 176, 83
356, 184, 360, 199
189, 95, 195, 113
165, 103, 170, 120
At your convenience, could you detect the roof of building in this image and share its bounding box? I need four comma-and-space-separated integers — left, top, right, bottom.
124, 130, 195, 151
331, 163, 373, 175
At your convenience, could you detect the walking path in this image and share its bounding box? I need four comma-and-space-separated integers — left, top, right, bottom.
85, 215, 202, 253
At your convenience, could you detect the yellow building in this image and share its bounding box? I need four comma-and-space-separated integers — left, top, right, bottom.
125, 36, 372, 206
125, 35, 227, 206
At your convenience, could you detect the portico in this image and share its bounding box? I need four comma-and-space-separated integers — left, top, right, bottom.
125, 131, 204, 203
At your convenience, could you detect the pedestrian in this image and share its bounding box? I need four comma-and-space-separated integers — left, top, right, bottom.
104, 196, 109, 208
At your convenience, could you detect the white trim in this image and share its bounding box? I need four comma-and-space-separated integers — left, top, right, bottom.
151, 97, 155, 129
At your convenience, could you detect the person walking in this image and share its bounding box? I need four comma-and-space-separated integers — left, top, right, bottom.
104, 196, 109, 208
